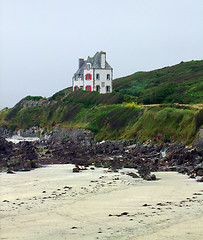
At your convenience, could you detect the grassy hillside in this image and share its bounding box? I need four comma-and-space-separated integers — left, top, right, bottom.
0, 60, 202, 144
113, 60, 203, 104
0, 91, 124, 130
28, 60, 203, 105
81, 104, 202, 143
1, 98, 202, 144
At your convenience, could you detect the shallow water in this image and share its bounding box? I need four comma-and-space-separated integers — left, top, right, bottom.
6, 135, 39, 143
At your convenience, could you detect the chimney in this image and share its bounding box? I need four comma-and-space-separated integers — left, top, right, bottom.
100, 51, 106, 68
79, 58, 84, 68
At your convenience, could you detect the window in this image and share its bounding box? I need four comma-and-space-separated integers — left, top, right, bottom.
85, 74, 92, 80
74, 86, 79, 91
96, 74, 100, 80
101, 82, 105, 87
77, 74, 82, 80
96, 85, 100, 92
106, 86, 110, 93
107, 74, 110, 80
85, 85, 92, 91
86, 63, 91, 70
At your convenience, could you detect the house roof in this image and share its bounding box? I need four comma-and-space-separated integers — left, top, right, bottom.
74, 51, 112, 76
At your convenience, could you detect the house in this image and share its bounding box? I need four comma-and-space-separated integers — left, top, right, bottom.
72, 51, 113, 93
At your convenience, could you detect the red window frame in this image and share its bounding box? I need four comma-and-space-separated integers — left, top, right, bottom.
85, 85, 92, 91
85, 74, 92, 80
74, 86, 79, 91
87, 64, 90, 70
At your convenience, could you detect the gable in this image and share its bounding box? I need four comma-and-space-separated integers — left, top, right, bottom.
74, 51, 112, 76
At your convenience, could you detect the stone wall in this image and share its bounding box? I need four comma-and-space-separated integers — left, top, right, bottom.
21, 100, 56, 108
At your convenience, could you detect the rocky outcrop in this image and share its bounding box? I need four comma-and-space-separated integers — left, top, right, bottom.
13, 127, 43, 138
193, 129, 203, 151
34, 130, 203, 180
0, 127, 12, 138
0, 137, 39, 171
1, 127, 203, 181
21, 100, 56, 107
159, 144, 203, 175
0, 137, 13, 160
49, 127, 94, 144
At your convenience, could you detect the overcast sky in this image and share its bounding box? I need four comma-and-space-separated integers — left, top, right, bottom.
0, 0, 203, 110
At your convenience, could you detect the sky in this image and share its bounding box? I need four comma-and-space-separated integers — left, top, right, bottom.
0, 0, 203, 110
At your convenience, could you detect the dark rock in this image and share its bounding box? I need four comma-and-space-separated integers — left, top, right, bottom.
22, 168, 31, 171
193, 129, 203, 151
157, 203, 165, 206
127, 172, 139, 178
73, 167, 80, 173
151, 174, 157, 180
2, 126, 202, 180
120, 212, 129, 216
142, 174, 157, 181
197, 177, 203, 182
189, 173, 196, 178
196, 168, 203, 176
0, 137, 14, 163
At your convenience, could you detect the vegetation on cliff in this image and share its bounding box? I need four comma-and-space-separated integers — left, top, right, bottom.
1, 99, 202, 144
0, 60, 202, 144
113, 60, 203, 104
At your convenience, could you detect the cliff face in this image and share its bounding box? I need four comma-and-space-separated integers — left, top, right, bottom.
0, 102, 202, 145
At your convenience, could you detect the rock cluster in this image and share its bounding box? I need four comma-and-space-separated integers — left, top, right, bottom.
36, 129, 203, 180
0, 137, 39, 171
1, 128, 203, 181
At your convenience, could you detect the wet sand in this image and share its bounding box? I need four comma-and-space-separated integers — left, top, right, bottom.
0, 165, 203, 240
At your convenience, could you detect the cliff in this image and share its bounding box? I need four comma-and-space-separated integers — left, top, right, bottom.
0, 60, 202, 145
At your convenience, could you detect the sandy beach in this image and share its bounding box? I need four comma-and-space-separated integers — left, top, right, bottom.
0, 164, 203, 240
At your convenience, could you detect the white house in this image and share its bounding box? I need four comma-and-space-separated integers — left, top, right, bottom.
72, 51, 113, 94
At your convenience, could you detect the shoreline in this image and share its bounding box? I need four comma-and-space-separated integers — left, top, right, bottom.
1, 164, 202, 239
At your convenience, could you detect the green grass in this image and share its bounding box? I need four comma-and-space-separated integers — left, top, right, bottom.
1, 99, 202, 144
1, 60, 202, 144
113, 60, 203, 104
63, 90, 124, 107
125, 106, 199, 143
